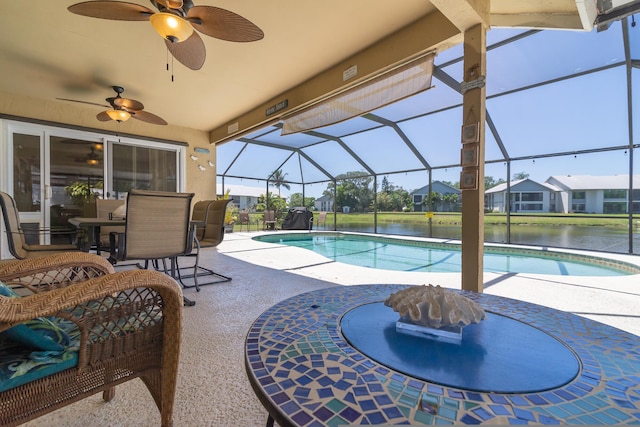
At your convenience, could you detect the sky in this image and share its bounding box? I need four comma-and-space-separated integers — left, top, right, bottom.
217, 21, 638, 200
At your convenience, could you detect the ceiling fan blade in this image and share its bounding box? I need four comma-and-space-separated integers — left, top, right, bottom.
68, 1, 154, 21
131, 110, 168, 125
165, 31, 206, 70
187, 6, 263, 42
57, 98, 110, 108
96, 111, 112, 122
114, 97, 144, 111
156, 0, 183, 9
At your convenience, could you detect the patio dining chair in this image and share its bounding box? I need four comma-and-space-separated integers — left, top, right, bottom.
190, 200, 214, 241
94, 198, 125, 254
263, 210, 278, 230
107, 189, 196, 306
178, 198, 232, 291
0, 191, 79, 259
317, 211, 327, 228
238, 211, 251, 231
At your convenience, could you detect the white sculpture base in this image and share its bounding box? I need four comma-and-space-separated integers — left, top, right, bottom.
396, 319, 462, 343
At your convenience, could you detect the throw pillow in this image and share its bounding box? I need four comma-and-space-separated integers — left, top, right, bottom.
112, 203, 126, 218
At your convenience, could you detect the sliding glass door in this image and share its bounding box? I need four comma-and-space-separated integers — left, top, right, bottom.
3, 120, 184, 249
49, 136, 105, 241
110, 141, 177, 199
10, 131, 44, 243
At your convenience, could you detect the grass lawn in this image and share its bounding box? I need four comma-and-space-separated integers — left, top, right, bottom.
232, 211, 637, 231
315, 212, 635, 227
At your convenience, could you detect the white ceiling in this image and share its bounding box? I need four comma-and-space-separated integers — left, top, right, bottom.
0, 1, 436, 131
1, 1, 635, 134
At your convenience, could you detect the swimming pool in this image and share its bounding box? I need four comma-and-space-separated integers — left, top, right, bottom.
254, 232, 640, 276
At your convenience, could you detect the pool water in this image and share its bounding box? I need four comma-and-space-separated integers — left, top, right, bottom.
254, 232, 639, 276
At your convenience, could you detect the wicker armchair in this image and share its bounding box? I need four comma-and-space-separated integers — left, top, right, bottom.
0, 252, 183, 427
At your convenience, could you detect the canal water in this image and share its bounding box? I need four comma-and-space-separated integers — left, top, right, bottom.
325, 223, 640, 255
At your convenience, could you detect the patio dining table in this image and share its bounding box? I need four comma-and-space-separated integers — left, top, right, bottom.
245, 284, 640, 426
69, 215, 202, 307
68, 216, 126, 254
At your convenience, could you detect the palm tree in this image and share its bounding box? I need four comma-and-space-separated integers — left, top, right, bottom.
269, 169, 290, 196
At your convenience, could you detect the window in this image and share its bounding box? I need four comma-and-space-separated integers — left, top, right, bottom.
521, 203, 543, 210
603, 202, 626, 214
572, 203, 586, 212
12, 133, 40, 212
572, 191, 586, 200
112, 143, 177, 197
604, 189, 626, 199
521, 192, 543, 202
6, 120, 184, 233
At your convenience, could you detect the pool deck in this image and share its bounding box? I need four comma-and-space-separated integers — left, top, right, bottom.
228, 230, 640, 425
220, 230, 640, 336
27, 229, 640, 426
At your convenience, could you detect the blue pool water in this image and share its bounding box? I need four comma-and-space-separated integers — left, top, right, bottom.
254, 232, 639, 276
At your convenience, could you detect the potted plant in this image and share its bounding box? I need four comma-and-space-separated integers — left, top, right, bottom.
222, 189, 238, 232
64, 180, 102, 217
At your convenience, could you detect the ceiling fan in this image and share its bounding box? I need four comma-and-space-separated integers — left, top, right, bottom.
67, 0, 264, 71
58, 85, 168, 125
74, 145, 103, 165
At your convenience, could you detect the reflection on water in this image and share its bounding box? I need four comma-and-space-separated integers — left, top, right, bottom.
331, 223, 640, 255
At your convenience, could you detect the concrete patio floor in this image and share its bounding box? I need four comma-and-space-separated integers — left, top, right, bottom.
217, 231, 640, 336
28, 230, 640, 426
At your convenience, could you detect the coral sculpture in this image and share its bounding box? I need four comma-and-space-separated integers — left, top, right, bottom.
384, 284, 486, 329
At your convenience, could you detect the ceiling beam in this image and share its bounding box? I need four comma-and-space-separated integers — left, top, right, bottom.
429, 0, 491, 31
491, 12, 585, 30
209, 9, 461, 145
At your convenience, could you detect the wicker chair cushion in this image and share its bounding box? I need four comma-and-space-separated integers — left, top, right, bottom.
0, 336, 78, 393
0, 283, 69, 352
0, 282, 166, 393
0, 282, 81, 393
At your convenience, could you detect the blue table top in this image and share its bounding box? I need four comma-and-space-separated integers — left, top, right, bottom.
341, 302, 580, 394
245, 284, 640, 426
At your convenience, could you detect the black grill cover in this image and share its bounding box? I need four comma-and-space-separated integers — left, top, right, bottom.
281, 207, 313, 230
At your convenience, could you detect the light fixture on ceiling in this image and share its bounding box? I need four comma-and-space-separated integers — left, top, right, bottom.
106, 109, 131, 122
85, 146, 101, 166
150, 12, 194, 43
68, 0, 263, 74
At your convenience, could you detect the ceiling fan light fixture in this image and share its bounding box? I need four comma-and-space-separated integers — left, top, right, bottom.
86, 158, 100, 166
150, 12, 193, 43
106, 109, 131, 122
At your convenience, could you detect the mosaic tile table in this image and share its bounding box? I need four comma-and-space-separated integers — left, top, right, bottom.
245, 284, 640, 426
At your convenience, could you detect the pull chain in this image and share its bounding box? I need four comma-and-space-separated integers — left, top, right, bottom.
165, 47, 175, 82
